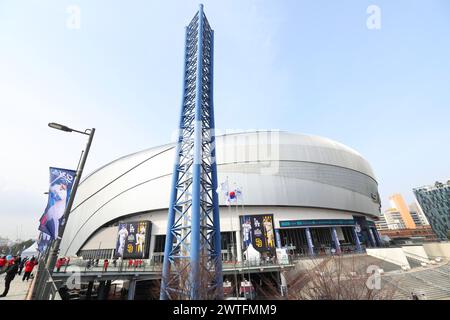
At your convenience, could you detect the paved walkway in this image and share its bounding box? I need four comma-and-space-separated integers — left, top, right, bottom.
0, 273, 33, 300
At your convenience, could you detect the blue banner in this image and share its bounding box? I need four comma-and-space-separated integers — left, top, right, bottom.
37, 232, 52, 253
38, 167, 76, 239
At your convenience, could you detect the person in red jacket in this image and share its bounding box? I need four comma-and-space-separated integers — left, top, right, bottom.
0, 256, 6, 274
103, 259, 109, 272
128, 259, 133, 269
56, 258, 63, 272
22, 257, 37, 282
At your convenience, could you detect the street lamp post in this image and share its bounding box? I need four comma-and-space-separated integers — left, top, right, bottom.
37, 123, 95, 299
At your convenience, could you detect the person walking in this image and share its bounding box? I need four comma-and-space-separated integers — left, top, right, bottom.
22, 257, 37, 282
0, 257, 20, 297
103, 259, 109, 272
15, 256, 22, 271
18, 257, 28, 275
56, 258, 63, 273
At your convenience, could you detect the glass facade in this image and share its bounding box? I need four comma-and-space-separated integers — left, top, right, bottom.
79, 249, 114, 260
413, 182, 450, 241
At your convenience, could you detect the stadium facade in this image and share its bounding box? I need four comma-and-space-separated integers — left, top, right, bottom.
60, 130, 383, 262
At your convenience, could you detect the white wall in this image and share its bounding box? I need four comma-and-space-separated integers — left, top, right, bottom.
366, 248, 410, 268
81, 226, 118, 250
401, 246, 430, 262
423, 243, 450, 259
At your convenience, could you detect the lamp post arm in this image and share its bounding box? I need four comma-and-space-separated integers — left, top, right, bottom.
71, 128, 90, 135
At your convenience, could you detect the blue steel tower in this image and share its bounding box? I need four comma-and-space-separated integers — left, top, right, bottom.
160, 4, 223, 300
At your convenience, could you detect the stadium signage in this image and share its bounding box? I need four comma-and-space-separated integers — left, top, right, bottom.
279, 219, 356, 228
240, 214, 276, 253
115, 221, 152, 259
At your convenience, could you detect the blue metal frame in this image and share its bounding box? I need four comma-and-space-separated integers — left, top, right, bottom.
160, 4, 222, 300
331, 227, 341, 254
305, 227, 315, 255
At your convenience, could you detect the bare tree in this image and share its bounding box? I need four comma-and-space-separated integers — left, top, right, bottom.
160, 257, 223, 300
258, 255, 399, 300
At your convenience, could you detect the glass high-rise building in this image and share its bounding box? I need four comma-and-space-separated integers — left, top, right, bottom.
413, 181, 450, 241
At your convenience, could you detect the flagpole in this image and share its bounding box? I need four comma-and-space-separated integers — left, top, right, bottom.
36, 233, 42, 261
240, 190, 252, 300
237, 193, 245, 297
235, 183, 249, 299
225, 176, 239, 299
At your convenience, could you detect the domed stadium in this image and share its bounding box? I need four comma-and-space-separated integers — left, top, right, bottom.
60, 130, 382, 262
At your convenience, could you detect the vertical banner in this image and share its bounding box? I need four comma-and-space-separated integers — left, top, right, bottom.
37, 232, 52, 253
240, 214, 276, 253
353, 215, 369, 245
38, 167, 76, 240
115, 221, 151, 259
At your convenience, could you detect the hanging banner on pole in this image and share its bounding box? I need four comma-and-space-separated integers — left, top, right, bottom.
38, 167, 76, 240
37, 232, 52, 253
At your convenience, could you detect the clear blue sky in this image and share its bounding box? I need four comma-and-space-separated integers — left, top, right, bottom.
0, 0, 449, 240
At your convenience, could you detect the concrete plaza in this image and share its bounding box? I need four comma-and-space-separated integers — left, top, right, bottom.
0, 273, 33, 300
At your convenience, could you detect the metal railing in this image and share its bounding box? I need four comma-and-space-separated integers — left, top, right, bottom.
57, 258, 163, 274
32, 263, 61, 300
50, 256, 296, 277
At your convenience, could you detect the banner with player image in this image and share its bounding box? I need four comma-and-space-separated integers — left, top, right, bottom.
115, 221, 151, 259
38, 167, 76, 240
37, 232, 52, 253
240, 214, 276, 253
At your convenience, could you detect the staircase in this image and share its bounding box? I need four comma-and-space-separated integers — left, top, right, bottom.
384, 263, 450, 300
406, 256, 424, 269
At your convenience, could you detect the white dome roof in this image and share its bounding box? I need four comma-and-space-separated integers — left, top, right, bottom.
61, 131, 380, 256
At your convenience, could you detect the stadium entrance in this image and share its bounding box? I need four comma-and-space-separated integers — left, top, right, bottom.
279, 226, 359, 257
276, 218, 377, 257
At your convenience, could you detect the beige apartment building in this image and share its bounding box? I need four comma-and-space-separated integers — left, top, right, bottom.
389, 193, 417, 229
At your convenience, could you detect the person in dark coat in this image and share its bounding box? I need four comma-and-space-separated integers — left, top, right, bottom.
0, 257, 20, 297
18, 257, 28, 275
